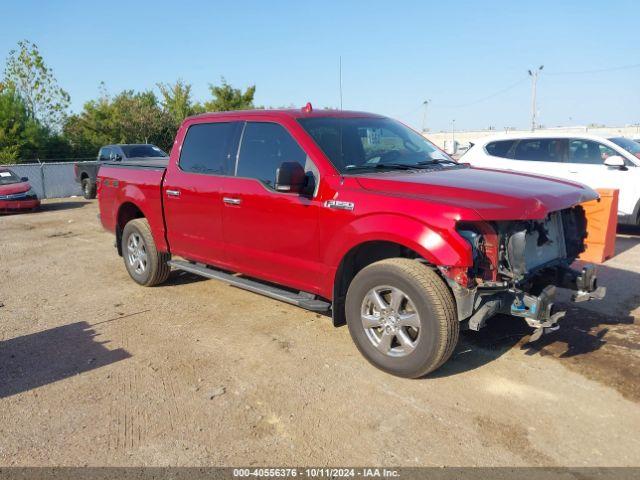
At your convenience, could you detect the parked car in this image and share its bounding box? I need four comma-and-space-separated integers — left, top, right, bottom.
462, 133, 640, 225
97, 107, 604, 378
74, 144, 168, 199
0, 168, 40, 213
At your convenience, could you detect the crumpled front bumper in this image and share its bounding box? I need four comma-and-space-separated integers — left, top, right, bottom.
444, 264, 606, 340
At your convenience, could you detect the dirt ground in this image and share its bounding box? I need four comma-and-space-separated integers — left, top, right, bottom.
1, 198, 639, 467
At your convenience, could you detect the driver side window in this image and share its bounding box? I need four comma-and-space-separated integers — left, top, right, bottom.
236, 122, 314, 189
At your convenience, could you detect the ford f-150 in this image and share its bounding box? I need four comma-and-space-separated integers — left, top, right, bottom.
97, 105, 605, 378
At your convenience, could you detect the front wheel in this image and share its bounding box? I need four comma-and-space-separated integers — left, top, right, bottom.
345, 258, 458, 378
121, 218, 171, 286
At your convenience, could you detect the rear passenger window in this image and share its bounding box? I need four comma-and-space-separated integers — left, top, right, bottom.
513, 138, 563, 162
236, 122, 309, 187
485, 140, 515, 158
179, 122, 239, 175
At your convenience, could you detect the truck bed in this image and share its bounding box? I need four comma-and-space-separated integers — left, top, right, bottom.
97, 162, 169, 252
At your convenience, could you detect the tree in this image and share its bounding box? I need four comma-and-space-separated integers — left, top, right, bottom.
157, 79, 201, 127
3, 40, 70, 128
0, 84, 56, 163
204, 78, 255, 112
63, 87, 175, 154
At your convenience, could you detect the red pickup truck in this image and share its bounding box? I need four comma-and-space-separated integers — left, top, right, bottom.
98, 106, 605, 377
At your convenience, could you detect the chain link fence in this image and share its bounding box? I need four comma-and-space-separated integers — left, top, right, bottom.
1, 161, 89, 199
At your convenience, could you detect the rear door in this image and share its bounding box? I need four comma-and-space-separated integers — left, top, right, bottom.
506, 138, 568, 178
163, 121, 242, 266
220, 121, 323, 294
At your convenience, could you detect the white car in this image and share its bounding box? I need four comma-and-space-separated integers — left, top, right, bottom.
462, 133, 640, 225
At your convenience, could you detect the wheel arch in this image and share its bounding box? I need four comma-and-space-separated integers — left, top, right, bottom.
331, 238, 463, 327
115, 202, 146, 256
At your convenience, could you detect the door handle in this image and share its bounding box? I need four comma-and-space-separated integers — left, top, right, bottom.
166, 189, 181, 197
223, 197, 242, 206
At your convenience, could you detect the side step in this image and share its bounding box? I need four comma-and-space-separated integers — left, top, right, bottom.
167, 260, 331, 312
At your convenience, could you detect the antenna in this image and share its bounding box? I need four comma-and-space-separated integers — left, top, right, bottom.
339, 56, 343, 110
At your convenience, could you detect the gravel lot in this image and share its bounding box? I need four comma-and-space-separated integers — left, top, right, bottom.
1, 198, 639, 467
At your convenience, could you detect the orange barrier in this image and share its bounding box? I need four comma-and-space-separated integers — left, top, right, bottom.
578, 189, 619, 263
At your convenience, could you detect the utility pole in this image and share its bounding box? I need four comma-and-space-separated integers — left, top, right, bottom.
528, 65, 543, 131
422, 99, 430, 132
339, 56, 343, 110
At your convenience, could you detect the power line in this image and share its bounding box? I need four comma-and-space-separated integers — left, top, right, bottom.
546, 63, 640, 76
431, 77, 529, 109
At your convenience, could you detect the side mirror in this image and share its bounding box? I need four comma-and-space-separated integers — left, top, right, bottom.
604, 155, 625, 168
275, 162, 306, 193
21, 176, 29, 182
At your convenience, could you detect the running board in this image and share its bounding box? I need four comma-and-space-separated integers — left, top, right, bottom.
167, 260, 331, 312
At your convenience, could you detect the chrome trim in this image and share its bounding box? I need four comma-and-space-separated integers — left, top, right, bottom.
222, 197, 242, 205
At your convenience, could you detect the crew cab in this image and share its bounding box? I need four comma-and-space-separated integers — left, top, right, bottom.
97, 106, 605, 378
75, 144, 168, 199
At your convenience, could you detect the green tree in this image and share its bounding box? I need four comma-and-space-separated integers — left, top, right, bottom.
0, 84, 58, 163
3, 40, 70, 128
204, 78, 255, 112
63, 87, 175, 154
157, 79, 201, 127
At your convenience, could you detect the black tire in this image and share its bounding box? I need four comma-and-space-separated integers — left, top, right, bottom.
345, 258, 458, 378
121, 218, 171, 286
82, 178, 96, 199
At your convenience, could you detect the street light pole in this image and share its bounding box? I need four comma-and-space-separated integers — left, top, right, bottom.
422, 99, 430, 132
528, 65, 543, 132
452, 119, 456, 143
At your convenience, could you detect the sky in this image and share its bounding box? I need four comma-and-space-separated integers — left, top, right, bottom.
1, 0, 639, 132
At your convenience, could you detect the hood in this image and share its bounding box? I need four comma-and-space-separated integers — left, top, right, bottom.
0, 181, 31, 196
355, 166, 598, 221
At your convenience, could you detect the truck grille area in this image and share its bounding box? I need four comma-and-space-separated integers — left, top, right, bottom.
499, 206, 588, 282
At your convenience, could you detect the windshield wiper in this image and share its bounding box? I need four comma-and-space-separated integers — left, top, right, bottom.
345, 163, 415, 172
416, 158, 457, 166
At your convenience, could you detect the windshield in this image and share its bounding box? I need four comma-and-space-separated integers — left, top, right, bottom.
120, 145, 168, 158
0, 169, 22, 186
298, 117, 453, 173
609, 137, 640, 157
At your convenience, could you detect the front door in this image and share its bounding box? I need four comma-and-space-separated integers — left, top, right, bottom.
563, 138, 640, 218
220, 121, 323, 294
163, 121, 242, 266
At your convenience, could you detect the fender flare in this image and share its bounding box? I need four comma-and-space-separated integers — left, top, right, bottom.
322, 213, 473, 298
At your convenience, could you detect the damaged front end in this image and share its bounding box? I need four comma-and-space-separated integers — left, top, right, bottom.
440, 206, 606, 340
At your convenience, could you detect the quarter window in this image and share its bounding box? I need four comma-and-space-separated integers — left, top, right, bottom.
179, 122, 239, 175
236, 122, 309, 187
485, 140, 516, 158
568, 139, 617, 165
513, 138, 563, 162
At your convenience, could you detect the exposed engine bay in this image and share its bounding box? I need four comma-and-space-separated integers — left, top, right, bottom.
442, 206, 606, 340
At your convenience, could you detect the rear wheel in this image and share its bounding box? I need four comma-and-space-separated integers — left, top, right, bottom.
345, 258, 458, 378
122, 218, 171, 286
81, 178, 96, 199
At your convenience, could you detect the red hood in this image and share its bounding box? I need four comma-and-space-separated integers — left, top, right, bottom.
355, 166, 598, 221
0, 181, 31, 195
